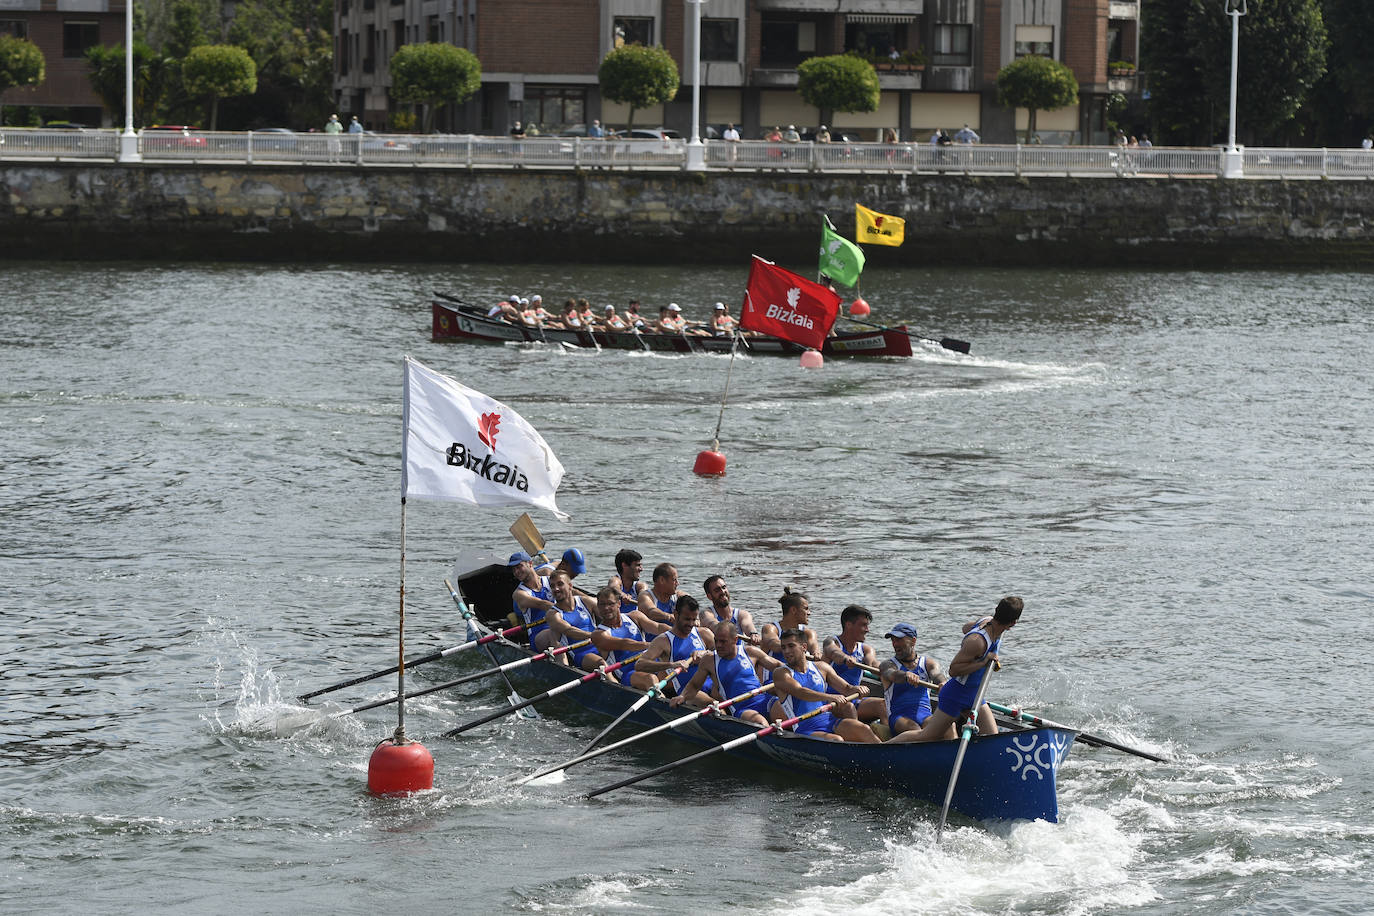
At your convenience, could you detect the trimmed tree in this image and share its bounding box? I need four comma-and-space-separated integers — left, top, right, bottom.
389, 42, 481, 132
182, 44, 257, 130
996, 55, 1079, 143
796, 54, 880, 124
598, 43, 678, 132
0, 34, 45, 126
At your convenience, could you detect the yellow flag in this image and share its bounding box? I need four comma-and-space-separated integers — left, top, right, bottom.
855, 203, 905, 247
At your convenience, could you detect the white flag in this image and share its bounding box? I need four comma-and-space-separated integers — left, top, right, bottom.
402, 357, 567, 519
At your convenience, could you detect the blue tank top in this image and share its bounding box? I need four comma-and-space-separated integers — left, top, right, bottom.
831, 637, 867, 687
513, 576, 553, 629
656, 592, 679, 617
769, 619, 809, 664
953, 623, 1000, 691
596, 616, 645, 667
618, 578, 643, 616
556, 597, 595, 646
668, 627, 707, 694
884, 654, 931, 718
712, 642, 763, 698
778, 661, 828, 720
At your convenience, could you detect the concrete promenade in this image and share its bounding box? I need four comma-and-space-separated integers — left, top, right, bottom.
3, 162, 1373, 265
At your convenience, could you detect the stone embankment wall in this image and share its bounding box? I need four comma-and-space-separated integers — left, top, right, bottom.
3, 163, 1373, 265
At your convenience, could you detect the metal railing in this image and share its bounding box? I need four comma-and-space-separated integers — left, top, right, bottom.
3, 128, 1373, 180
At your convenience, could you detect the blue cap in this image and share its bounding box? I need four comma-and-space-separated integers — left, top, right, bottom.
507, 550, 532, 567
884, 622, 918, 640
562, 548, 587, 575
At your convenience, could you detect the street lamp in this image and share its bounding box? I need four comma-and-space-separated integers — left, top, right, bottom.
684, 0, 705, 171
1222, 0, 1246, 178
118, 0, 140, 162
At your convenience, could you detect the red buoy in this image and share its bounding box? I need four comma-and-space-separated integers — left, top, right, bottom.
800, 349, 824, 369
694, 448, 727, 476
849, 297, 871, 317
367, 737, 434, 795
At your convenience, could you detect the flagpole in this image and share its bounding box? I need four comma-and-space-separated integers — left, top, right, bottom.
395, 495, 408, 742
710, 332, 742, 448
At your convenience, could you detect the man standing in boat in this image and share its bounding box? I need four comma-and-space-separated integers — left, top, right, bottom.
509, 550, 556, 649
669, 620, 780, 724
633, 594, 716, 706
638, 562, 688, 624
699, 575, 759, 643
760, 588, 821, 660
878, 622, 949, 738
889, 596, 1022, 743
821, 605, 886, 724
590, 585, 668, 687
771, 630, 879, 742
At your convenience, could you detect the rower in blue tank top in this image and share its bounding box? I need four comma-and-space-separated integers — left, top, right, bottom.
760, 588, 821, 660
508, 550, 556, 649
878, 621, 948, 736
701, 575, 759, 642
545, 572, 606, 671
631, 595, 716, 706
770, 629, 879, 743
610, 547, 646, 617
669, 621, 781, 725
819, 605, 887, 726
589, 584, 659, 688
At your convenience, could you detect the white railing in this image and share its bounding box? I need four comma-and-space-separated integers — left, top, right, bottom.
3, 128, 1373, 180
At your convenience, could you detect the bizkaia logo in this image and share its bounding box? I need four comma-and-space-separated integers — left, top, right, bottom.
445, 411, 530, 491
763, 286, 815, 330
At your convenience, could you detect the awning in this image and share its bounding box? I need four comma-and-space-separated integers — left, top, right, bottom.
846, 14, 917, 24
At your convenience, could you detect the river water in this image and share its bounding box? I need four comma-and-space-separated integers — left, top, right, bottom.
1, 261, 1370, 914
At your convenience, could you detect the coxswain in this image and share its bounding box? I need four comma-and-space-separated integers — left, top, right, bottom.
670, 620, 780, 724
637, 562, 688, 624
821, 604, 886, 723
509, 550, 555, 648
770, 629, 879, 742
544, 571, 606, 669
888, 596, 1022, 743
590, 585, 668, 686
699, 574, 759, 643
877, 621, 948, 738
760, 587, 821, 659
633, 594, 716, 705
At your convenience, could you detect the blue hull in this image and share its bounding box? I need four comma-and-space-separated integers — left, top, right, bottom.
483, 639, 1074, 824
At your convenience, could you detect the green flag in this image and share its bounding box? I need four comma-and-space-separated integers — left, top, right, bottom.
819, 215, 865, 288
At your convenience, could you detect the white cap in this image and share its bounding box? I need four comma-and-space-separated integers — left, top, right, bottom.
509, 294, 520, 302
604, 304, 615, 311
667, 303, 681, 312
714, 302, 725, 310
520, 297, 529, 306
531, 294, 542, 302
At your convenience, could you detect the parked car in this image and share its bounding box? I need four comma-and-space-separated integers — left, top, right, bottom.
800, 128, 864, 143
361, 130, 412, 154
142, 125, 208, 151
624, 127, 683, 141
251, 127, 300, 153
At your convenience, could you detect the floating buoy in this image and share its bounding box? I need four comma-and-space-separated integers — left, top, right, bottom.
367, 737, 434, 795
694, 447, 727, 476
849, 297, 871, 317
800, 349, 824, 369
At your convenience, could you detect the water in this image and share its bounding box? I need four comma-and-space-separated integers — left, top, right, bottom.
2, 261, 1370, 914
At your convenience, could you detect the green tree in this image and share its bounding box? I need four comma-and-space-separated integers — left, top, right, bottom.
225, 0, 333, 128
1302, 0, 1374, 144
995, 55, 1079, 143
796, 54, 880, 122
597, 43, 678, 131
182, 44, 257, 130
389, 42, 481, 132
86, 43, 172, 128
0, 34, 45, 126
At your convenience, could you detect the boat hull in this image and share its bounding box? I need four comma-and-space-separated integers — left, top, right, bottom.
431, 300, 914, 358
482, 637, 1073, 823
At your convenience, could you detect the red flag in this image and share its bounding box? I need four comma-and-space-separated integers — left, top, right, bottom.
738, 256, 842, 350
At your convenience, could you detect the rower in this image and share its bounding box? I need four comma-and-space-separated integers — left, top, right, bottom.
603, 304, 628, 330
669, 621, 780, 724
699, 574, 759, 643
590, 585, 668, 687
557, 298, 582, 330
821, 604, 886, 723
633, 594, 716, 706
544, 571, 606, 670
770, 629, 879, 742
760, 588, 821, 660
625, 299, 649, 329
877, 621, 949, 738
609, 548, 648, 620
509, 550, 555, 649
577, 298, 599, 327
888, 596, 1022, 743
711, 302, 738, 336
637, 562, 687, 624
489, 294, 522, 322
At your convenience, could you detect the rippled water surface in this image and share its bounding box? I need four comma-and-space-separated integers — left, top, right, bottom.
1, 261, 1371, 914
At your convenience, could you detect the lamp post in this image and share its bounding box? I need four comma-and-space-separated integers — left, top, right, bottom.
684, 0, 705, 171
118, 0, 140, 162
1222, 0, 1246, 178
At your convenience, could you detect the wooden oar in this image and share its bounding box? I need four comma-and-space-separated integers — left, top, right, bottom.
516, 682, 777, 786
295, 619, 537, 702
985, 701, 1167, 762
573, 662, 687, 759
509, 512, 549, 565
585, 691, 858, 799
441, 653, 642, 737
444, 578, 537, 719
844, 316, 971, 354
936, 662, 997, 841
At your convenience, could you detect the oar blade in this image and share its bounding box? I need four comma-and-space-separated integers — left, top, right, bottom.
940, 337, 972, 354
509, 513, 546, 558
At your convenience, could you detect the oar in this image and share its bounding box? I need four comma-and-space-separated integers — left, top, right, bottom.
444, 578, 537, 720
441, 653, 642, 737
509, 512, 549, 565
295, 619, 537, 702
936, 662, 997, 841
572, 662, 686, 759
985, 701, 1167, 762
844, 316, 971, 354
585, 691, 858, 799
516, 682, 777, 786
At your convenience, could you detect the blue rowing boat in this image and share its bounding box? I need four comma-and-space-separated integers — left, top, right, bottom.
472, 621, 1076, 824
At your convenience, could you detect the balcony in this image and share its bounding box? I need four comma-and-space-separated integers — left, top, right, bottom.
756, 0, 923, 11
752, 68, 799, 88
925, 66, 972, 92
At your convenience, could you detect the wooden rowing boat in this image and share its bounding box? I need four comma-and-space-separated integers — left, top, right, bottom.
464, 616, 1077, 823
431, 299, 915, 358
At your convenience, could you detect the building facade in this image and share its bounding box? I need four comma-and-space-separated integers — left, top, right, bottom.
334, 0, 1139, 144
1, 0, 128, 126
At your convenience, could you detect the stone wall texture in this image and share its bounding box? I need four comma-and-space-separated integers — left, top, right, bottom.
3, 163, 1373, 265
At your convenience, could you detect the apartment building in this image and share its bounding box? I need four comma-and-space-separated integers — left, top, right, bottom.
0, 1, 128, 126
335, 0, 1138, 143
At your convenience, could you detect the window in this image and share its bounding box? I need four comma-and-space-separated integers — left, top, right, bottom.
1, 19, 28, 39
427, 16, 440, 43
339, 29, 349, 75
364, 25, 376, 73
701, 18, 738, 61
760, 19, 814, 68
844, 23, 907, 59
524, 87, 586, 133
932, 24, 971, 67
393, 20, 403, 52
63, 21, 99, 59
1014, 25, 1054, 59
613, 17, 653, 47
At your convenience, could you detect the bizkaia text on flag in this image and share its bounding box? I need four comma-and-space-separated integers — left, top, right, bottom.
739, 255, 842, 351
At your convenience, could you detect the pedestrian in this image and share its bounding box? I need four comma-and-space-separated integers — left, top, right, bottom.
324, 113, 342, 162
348, 116, 363, 134
954, 123, 979, 144
588, 118, 604, 138
722, 123, 740, 142
1362, 134, 1372, 151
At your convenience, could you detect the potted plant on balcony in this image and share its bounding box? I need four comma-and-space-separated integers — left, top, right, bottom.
1108, 60, 1136, 77
896, 50, 927, 72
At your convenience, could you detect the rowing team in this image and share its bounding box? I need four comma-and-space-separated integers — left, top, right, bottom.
487, 294, 742, 337
507, 548, 1023, 744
